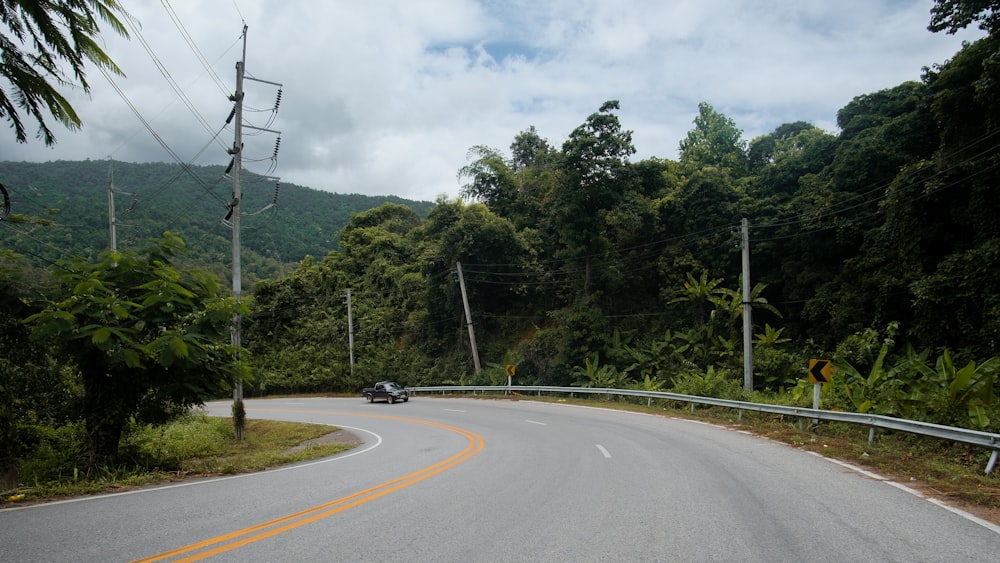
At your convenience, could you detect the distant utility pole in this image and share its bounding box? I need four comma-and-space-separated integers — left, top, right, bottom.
107, 158, 117, 252
741, 217, 753, 392
228, 25, 282, 439
346, 288, 355, 378
456, 262, 482, 373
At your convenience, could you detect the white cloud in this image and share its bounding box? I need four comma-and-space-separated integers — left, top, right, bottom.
0, 0, 985, 202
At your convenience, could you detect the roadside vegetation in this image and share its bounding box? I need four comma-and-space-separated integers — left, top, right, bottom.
4, 411, 353, 503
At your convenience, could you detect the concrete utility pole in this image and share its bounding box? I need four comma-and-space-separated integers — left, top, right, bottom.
229, 25, 248, 440
227, 25, 282, 439
107, 159, 117, 252
741, 217, 753, 392
346, 288, 355, 378
456, 262, 482, 373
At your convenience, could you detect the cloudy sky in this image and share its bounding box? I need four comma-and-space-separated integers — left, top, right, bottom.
0, 0, 987, 202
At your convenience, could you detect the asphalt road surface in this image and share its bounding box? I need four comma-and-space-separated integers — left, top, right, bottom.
1, 397, 998, 562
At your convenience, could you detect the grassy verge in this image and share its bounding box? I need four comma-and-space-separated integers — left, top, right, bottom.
3, 413, 355, 505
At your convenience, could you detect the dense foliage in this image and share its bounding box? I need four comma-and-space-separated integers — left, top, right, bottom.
244, 34, 1000, 433
23, 234, 248, 465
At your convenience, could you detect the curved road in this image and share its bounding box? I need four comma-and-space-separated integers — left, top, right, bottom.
1, 397, 997, 562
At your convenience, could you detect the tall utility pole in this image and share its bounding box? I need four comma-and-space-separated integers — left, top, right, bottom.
229, 25, 248, 440
741, 217, 753, 392
107, 159, 117, 252
346, 289, 355, 378
456, 262, 482, 373
228, 26, 282, 440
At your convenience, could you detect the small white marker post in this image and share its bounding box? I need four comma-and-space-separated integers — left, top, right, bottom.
808, 359, 831, 427
813, 382, 822, 426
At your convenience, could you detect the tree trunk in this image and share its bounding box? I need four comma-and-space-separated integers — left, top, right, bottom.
81, 364, 126, 467
232, 398, 246, 441
0, 458, 17, 492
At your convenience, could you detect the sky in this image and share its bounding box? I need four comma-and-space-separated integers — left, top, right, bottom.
0, 0, 988, 203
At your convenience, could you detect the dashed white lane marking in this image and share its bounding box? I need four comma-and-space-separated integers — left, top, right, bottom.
525, 419, 547, 426
595, 444, 611, 458
443, 409, 467, 413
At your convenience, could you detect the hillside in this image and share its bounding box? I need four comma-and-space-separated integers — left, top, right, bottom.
0, 160, 433, 282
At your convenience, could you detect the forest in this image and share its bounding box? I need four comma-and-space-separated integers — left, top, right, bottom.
3, 4, 1000, 484
0, 159, 433, 282
244, 32, 1000, 433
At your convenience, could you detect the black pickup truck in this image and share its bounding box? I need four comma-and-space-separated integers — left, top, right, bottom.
362, 381, 409, 404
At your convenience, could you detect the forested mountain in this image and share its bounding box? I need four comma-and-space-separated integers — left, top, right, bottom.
0, 160, 432, 282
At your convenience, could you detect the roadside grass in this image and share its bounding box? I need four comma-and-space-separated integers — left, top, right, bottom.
3, 412, 354, 504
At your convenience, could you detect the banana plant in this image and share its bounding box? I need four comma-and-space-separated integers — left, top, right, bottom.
571, 354, 625, 392
834, 340, 907, 416
903, 348, 999, 429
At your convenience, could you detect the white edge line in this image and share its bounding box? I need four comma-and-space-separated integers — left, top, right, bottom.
926, 498, 1000, 535
525, 419, 547, 426
523, 399, 1000, 535
1, 424, 382, 512
816, 453, 1000, 535
595, 444, 611, 458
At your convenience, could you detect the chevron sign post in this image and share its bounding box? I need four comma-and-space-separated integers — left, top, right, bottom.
808, 359, 832, 421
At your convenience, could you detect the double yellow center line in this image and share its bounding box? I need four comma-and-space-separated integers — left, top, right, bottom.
134, 411, 484, 562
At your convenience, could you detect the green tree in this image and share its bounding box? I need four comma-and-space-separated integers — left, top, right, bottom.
25, 233, 247, 465
458, 145, 519, 215
0, 0, 129, 145
553, 100, 636, 297
0, 249, 52, 490
679, 102, 748, 174
929, 0, 1000, 35
510, 125, 554, 171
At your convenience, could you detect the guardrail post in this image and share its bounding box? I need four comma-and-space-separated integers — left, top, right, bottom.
987, 450, 998, 475
690, 403, 695, 413
868, 426, 876, 445
738, 409, 743, 421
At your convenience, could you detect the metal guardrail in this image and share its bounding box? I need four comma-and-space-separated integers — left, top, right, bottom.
408, 385, 1000, 474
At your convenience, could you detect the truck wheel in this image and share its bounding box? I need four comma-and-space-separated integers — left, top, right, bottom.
388, 395, 395, 404
366, 394, 373, 403
403, 397, 409, 402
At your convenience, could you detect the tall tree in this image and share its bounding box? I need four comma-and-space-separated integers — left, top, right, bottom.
0, 0, 129, 145
510, 125, 554, 171
678, 102, 748, 174
458, 145, 519, 215
553, 100, 636, 297
25, 234, 247, 465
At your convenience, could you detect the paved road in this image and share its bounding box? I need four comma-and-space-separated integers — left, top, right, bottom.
1, 397, 997, 562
